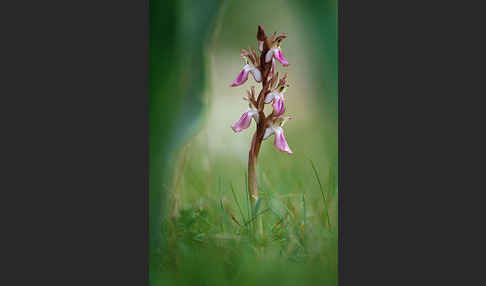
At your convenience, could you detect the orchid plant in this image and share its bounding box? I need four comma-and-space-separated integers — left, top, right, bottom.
230, 25, 293, 215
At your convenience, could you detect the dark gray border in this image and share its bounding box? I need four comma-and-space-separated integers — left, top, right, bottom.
1, 0, 149, 284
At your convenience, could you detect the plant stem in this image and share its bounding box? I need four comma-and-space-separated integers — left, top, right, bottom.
248, 130, 262, 212
248, 84, 268, 237
247, 28, 274, 236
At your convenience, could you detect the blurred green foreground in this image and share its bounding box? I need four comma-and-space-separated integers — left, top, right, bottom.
150, 0, 338, 285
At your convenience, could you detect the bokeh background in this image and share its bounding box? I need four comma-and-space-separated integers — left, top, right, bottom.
150, 0, 338, 285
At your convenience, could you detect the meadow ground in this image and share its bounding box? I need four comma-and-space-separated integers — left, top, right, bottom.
155, 129, 338, 285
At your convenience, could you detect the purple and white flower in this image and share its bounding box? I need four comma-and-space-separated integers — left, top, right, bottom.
230, 63, 262, 87
231, 108, 259, 133
263, 118, 293, 154
264, 84, 288, 116
265, 45, 289, 67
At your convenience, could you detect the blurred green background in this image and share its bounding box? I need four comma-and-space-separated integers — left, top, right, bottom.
150, 0, 338, 285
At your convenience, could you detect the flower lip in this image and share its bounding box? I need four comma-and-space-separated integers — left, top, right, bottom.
231, 108, 258, 132
272, 126, 293, 154
264, 90, 278, 104
266, 47, 289, 66
272, 96, 285, 116
230, 65, 251, 87
273, 48, 289, 66
231, 64, 261, 87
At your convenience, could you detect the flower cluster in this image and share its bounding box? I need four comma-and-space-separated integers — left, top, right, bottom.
230, 25, 293, 154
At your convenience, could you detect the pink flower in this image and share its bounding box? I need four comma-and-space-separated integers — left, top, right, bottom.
231, 64, 262, 87
231, 108, 259, 133
265, 47, 289, 67
265, 91, 285, 116
263, 125, 292, 154
272, 96, 285, 116
264, 83, 288, 116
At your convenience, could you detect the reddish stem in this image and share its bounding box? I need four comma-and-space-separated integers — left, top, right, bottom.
247, 32, 273, 207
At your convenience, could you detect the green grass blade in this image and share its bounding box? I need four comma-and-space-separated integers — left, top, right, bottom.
253, 197, 262, 219
244, 208, 270, 226
310, 160, 326, 203
244, 171, 251, 234
310, 160, 332, 230
302, 193, 306, 228
302, 193, 307, 251
230, 183, 246, 225
218, 176, 224, 232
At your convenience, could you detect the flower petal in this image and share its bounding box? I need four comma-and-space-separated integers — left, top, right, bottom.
231, 65, 251, 87
263, 127, 274, 140
273, 48, 289, 66
250, 67, 262, 82
258, 40, 264, 52
264, 91, 278, 104
272, 95, 285, 116
231, 111, 252, 132
273, 127, 293, 154
248, 109, 259, 122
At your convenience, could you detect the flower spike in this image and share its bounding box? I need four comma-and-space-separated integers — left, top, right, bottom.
230, 25, 293, 208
